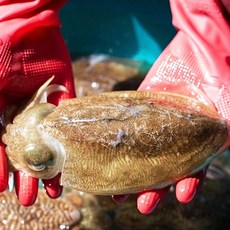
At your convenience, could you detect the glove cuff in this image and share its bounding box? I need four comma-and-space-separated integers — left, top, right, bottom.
0, 0, 67, 42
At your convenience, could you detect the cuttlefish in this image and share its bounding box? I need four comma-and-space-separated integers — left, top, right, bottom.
2, 78, 229, 195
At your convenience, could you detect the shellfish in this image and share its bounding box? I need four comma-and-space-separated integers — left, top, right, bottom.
2, 79, 229, 195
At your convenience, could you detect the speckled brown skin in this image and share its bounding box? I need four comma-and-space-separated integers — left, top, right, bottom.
2, 81, 228, 195
38, 91, 228, 195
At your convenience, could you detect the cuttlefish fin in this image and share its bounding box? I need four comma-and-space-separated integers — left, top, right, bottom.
24, 76, 68, 111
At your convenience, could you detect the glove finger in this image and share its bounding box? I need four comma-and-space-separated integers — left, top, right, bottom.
42, 172, 63, 199
112, 194, 130, 203
175, 168, 207, 203
14, 171, 38, 206
137, 186, 170, 215
0, 142, 8, 192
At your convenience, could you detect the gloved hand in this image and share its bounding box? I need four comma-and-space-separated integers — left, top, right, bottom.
113, 0, 230, 214
0, 0, 75, 206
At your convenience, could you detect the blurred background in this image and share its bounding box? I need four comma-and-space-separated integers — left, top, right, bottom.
60, 0, 176, 67
60, 0, 177, 97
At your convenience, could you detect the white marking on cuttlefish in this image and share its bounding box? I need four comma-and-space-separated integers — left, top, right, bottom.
60, 116, 127, 124
110, 129, 125, 147
60, 116, 101, 123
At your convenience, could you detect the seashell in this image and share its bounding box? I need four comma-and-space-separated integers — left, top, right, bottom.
2, 80, 229, 195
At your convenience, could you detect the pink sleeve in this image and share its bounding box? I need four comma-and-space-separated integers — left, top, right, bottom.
0, 0, 67, 42
139, 0, 230, 120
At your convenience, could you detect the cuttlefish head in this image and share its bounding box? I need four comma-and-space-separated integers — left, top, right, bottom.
2, 77, 68, 179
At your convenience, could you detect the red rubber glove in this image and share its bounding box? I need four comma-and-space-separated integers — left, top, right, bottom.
0, 0, 75, 206
113, 0, 230, 214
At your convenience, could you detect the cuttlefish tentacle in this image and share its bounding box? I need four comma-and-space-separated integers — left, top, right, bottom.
2, 80, 229, 195
2, 77, 68, 179
23, 76, 68, 111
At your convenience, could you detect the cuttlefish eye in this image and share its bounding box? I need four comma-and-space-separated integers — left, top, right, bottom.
28, 163, 46, 172
24, 143, 54, 173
